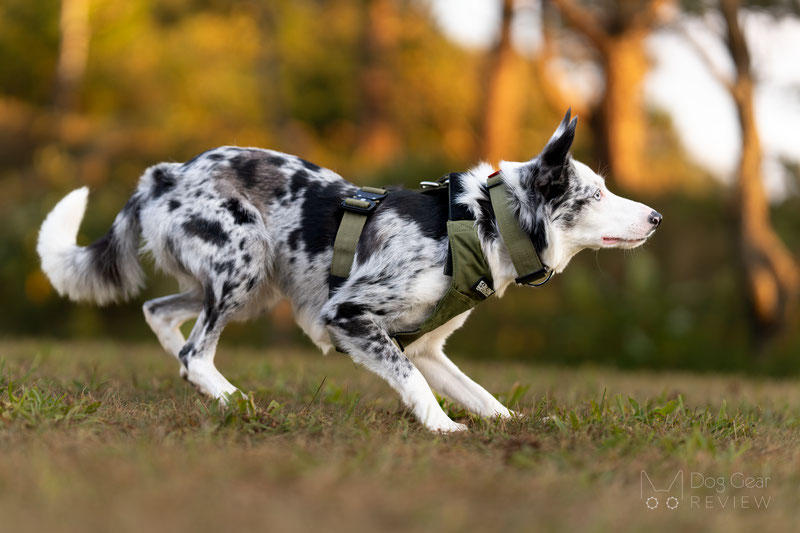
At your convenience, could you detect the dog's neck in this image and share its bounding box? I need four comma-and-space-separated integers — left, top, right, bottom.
453, 161, 577, 297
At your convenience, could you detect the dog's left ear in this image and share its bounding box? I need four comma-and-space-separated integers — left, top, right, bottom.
538, 108, 578, 169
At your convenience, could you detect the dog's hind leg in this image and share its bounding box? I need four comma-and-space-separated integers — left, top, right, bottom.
414, 350, 512, 419
143, 292, 203, 374
177, 276, 266, 401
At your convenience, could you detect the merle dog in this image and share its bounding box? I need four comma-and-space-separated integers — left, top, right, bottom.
38, 111, 661, 432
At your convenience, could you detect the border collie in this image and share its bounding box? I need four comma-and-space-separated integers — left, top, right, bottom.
37, 111, 661, 432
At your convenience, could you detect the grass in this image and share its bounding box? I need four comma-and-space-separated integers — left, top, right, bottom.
0, 339, 799, 532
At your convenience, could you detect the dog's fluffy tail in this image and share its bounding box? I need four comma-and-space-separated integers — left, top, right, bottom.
37, 187, 145, 305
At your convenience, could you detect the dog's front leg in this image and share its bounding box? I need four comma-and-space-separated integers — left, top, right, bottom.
324, 305, 466, 433
414, 350, 513, 419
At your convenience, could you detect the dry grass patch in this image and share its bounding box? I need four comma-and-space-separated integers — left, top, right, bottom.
1, 339, 799, 532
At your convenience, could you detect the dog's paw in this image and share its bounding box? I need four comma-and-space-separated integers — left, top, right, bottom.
478, 405, 515, 420
494, 406, 515, 419
428, 419, 468, 433
220, 389, 248, 404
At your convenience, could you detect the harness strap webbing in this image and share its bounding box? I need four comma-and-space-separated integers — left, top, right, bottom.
487, 173, 550, 285
329, 186, 387, 297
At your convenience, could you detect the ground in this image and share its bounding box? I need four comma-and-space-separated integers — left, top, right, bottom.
0, 339, 799, 532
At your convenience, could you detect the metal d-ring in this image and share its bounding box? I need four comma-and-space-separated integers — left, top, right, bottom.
529, 268, 554, 287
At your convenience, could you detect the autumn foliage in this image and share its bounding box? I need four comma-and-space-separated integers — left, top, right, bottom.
0, 0, 798, 371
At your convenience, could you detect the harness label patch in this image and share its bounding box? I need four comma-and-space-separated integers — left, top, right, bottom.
472, 278, 495, 299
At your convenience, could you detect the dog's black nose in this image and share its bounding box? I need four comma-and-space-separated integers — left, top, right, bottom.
648, 210, 662, 228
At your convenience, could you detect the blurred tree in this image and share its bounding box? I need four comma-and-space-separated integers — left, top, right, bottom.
534, 0, 591, 118
53, 0, 89, 113
679, 0, 799, 343
483, 0, 567, 166
481, 0, 523, 165
549, 0, 675, 193
719, 0, 798, 340
0, 0, 60, 105
2, 0, 800, 371
357, 0, 400, 166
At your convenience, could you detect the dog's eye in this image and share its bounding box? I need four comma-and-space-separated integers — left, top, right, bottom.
593, 188, 602, 201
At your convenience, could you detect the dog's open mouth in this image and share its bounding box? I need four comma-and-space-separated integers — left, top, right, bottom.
602, 237, 646, 246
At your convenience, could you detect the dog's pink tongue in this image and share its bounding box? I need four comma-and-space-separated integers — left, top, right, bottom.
602, 237, 620, 245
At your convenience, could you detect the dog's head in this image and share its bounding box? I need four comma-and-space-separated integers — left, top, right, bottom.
499, 109, 662, 272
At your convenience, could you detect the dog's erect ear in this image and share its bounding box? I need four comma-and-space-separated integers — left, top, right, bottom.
538, 108, 577, 168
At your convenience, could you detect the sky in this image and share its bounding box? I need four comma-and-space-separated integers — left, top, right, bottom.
428, 0, 800, 200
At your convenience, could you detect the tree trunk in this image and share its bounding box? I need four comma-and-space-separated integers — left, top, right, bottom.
598, 30, 650, 192
53, 0, 90, 113
550, 0, 671, 194
481, 0, 523, 166
721, 0, 799, 339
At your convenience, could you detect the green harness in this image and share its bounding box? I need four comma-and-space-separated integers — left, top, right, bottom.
329, 171, 551, 350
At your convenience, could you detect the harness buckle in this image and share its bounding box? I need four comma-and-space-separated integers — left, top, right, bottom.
354, 186, 388, 202
342, 197, 377, 214
341, 187, 387, 214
